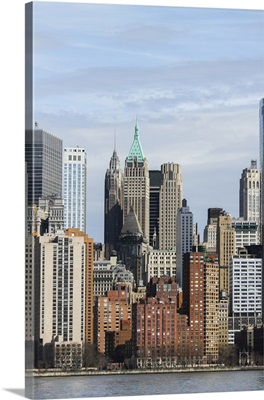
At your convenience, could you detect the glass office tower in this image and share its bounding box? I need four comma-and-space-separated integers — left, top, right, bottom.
25, 128, 63, 206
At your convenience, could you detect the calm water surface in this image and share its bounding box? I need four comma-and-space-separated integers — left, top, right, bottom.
31, 370, 264, 399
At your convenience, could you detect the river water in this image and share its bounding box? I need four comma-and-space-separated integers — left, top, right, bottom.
30, 370, 263, 399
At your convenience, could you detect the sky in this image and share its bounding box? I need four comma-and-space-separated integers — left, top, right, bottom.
29, 0, 264, 243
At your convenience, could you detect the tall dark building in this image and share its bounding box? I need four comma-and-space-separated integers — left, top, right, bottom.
104, 148, 123, 259
207, 208, 223, 225
25, 128, 63, 206
149, 170, 162, 248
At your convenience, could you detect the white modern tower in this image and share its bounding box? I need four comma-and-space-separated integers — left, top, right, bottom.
63, 147, 87, 233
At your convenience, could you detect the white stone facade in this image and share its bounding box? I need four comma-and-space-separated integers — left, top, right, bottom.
239, 160, 261, 224
145, 250, 176, 282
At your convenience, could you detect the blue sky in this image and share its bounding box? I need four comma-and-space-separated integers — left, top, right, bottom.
30, 0, 264, 243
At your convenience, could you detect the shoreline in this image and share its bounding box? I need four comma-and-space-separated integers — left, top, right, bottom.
26, 365, 264, 378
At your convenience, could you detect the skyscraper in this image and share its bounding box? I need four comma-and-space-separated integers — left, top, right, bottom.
63, 147, 87, 233
229, 247, 262, 344
203, 208, 223, 253
181, 251, 205, 360
25, 126, 63, 370
239, 160, 261, 224
25, 127, 63, 206
176, 199, 193, 287
123, 121, 149, 242
159, 162, 182, 251
104, 148, 123, 258
34, 228, 94, 366
217, 212, 235, 295
149, 170, 162, 248
204, 254, 219, 362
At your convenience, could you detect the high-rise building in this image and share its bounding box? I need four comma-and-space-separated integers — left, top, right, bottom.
218, 294, 229, 350
104, 148, 123, 259
207, 208, 223, 224
25, 127, 63, 369
159, 163, 182, 251
66, 228, 94, 345
132, 297, 178, 368
123, 121, 149, 242
34, 228, 94, 365
228, 247, 262, 344
230, 250, 262, 316
204, 254, 219, 362
176, 199, 193, 288
203, 208, 223, 253
217, 212, 235, 295
63, 147, 87, 233
181, 251, 205, 360
232, 219, 260, 253
94, 286, 132, 354
25, 236, 36, 345
25, 128, 63, 206
239, 160, 261, 225
149, 170, 162, 248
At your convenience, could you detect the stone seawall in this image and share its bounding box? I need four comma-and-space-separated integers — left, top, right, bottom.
26, 365, 264, 378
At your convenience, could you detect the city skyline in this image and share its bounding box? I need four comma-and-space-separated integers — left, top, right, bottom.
30, 0, 264, 243
2, 1, 264, 399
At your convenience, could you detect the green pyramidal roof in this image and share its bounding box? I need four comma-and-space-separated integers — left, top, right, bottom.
126, 120, 145, 163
